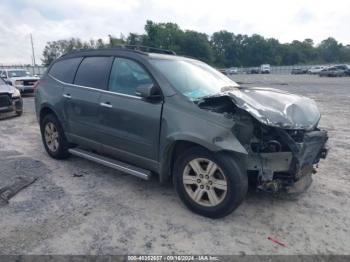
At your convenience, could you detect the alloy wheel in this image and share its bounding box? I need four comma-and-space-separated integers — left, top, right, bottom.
182, 158, 228, 207
44, 122, 59, 152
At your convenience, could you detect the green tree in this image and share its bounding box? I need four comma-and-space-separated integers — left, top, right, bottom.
179, 30, 213, 63
41, 37, 109, 66
143, 20, 183, 52
42, 21, 350, 67
211, 31, 234, 66
318, 37, 342, 62
42, 38, 82, 66
126, 33, 146, 45
108, 34, 126, 47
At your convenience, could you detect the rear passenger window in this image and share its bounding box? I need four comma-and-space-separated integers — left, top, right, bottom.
109, 58, 153, 95
74, 57, 112, 89
49, 57, 82, 83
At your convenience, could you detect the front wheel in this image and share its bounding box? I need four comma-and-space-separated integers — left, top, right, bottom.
173, 147, 248, 218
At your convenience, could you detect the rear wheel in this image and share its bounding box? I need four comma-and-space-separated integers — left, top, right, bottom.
40, 114, 70, 159
173, 147, 248, 218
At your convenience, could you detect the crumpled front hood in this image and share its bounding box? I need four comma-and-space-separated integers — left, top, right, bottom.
227, 87, 321, 130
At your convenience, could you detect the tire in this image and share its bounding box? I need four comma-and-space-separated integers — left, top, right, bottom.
40, 114, 70, 159
16, 110, 22, 116
173, 147, 248, 218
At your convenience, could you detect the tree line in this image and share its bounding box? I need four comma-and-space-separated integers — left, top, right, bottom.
42, 20, 350, 67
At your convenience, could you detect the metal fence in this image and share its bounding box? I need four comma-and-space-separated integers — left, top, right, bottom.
238, 64, 341, 74
1, 63, 348, 77
0, 65, 47, 76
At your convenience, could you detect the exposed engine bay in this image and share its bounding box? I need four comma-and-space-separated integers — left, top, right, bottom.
196, 87, 328, 193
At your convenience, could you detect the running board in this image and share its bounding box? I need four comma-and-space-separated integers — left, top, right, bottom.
68, 148, 151, 180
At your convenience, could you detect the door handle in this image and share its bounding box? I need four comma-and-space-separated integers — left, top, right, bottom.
100, 102, 112, 108
63, 93, 71, 99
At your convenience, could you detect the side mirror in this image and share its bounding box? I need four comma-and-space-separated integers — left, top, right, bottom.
135, 84, 161, 100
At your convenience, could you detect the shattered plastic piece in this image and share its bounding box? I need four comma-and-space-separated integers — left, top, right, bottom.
267, 235, 287, 247
0, 176, 37, 206
72, 172, 84, 177
286, 173, 313, 194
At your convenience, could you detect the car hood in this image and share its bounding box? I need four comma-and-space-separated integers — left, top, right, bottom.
10, 76, 39, 81
201, 87, 321, 130
0, 84, 16, 94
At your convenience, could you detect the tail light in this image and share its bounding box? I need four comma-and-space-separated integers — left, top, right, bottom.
33, 80, 40, 90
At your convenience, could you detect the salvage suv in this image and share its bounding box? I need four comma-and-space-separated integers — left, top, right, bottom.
0, 76, 23, 116
35, 46, 328, 218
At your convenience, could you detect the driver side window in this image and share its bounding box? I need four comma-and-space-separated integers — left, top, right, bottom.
108, 58, 153, 96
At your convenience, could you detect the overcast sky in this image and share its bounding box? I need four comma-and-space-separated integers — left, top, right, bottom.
1, 0, 349, 64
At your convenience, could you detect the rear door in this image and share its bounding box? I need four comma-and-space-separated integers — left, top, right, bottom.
47, 57, 83, 128
98, 57, 163, 169
63, 56, 113, 149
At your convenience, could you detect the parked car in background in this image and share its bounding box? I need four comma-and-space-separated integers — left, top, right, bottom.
307, 66, 326, 74
343, 65, 350, 76
248, 68, 260, 74
0, 69, 39, 94
226, 67, 238, 75
319, 65, 349, 77
291, 68, 308, 74
0, 77, 23, 116
218, 68, 228, 75
35, 46, 328, 218
260, 64, 271, 74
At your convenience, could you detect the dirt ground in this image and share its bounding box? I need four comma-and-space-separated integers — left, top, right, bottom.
0, 74, 349, 255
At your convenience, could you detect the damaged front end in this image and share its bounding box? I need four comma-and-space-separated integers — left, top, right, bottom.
246, 125, 328, 193
196, 87, 328, 194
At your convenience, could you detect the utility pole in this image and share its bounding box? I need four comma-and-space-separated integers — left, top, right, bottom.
30, 34, 36, 75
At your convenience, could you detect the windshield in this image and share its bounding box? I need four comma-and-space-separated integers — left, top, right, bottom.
7, 70, 31, 77
151, 59, 239, 100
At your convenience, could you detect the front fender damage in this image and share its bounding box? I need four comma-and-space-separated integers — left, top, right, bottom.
196, 88, 328, 193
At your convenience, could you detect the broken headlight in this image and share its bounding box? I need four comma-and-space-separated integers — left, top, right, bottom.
12, 88, 21, 98
250, 125, 291, 153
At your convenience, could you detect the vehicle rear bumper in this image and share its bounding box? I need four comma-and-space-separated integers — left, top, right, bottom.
16, 85, 35, 93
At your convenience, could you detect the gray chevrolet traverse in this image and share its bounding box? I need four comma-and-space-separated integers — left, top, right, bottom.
35, 46, 328, 218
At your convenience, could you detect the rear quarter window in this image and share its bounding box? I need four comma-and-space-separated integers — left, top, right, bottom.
49, 57, 82, 83
74, 56, 112, 90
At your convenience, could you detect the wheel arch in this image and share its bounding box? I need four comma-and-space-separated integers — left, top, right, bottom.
39, 104, 61, 124
158, 137, 248, 184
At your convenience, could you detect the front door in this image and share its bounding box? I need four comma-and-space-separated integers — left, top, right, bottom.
98, 57, 163, 170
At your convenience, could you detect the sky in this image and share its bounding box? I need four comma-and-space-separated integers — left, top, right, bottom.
0, 0, 349, 64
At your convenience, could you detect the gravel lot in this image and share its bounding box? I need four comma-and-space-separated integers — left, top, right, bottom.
0, 74, 349, 255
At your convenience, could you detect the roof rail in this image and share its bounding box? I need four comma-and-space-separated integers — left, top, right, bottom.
111, 45, 176, 55
62, 45, 176, 57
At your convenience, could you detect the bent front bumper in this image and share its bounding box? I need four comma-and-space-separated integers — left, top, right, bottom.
277, 129, 328, 171
247, 129, 328, 193
0, 94, 23, 114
